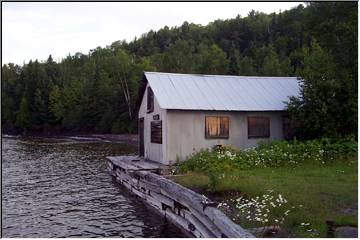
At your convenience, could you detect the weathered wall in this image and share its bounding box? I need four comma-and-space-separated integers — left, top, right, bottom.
138, 84, 167, 164
166, 110, 285, 164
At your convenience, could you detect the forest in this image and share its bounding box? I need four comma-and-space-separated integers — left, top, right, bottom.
2, 2, 357, 139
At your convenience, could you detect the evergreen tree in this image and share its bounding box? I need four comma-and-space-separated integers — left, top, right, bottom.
287, 40, 341, 138
261, 49, 282, 76
207, 44, 229, 74
49, 85, 64, 122
33, 88, 47, 125
15, 96, 30, 130
80, 63, 104, 130
228, 53, 240, 75
197, 44, 229, 74
238, 56, 257, 76
162, 40, 195, 73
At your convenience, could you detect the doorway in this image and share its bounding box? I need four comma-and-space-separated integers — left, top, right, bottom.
139, 118, 144, 156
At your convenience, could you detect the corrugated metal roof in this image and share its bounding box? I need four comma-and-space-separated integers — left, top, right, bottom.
144, 72, 301, 111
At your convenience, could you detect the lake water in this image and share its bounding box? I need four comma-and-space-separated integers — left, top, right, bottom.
2, 136, 185, 237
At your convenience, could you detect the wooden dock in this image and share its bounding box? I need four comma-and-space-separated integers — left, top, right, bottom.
107, 155, 166, 173
106, 155, 254, 238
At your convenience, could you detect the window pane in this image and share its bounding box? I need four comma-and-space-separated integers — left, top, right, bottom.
147, 87, 154, 112
205, 116, 229, 138
248, 117, 270, 138
206, 117, 219, 137
220, 117, 229, 136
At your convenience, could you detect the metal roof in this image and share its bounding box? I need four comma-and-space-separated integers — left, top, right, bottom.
144, 72, 301, 111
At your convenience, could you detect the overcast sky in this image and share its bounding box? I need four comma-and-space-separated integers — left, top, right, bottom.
2, 2, 302, 65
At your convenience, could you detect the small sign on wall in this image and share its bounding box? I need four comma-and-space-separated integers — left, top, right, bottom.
153, 114, 160, 120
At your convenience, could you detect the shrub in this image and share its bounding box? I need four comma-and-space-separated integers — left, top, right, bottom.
177, 138, 357, 175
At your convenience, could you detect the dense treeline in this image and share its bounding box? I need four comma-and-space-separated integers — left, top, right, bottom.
2, 2, 357, 138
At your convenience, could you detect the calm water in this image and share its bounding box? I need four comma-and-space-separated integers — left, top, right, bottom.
2, 136, 185, 237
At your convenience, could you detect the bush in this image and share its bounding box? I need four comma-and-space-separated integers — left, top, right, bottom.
177, 138, 357, 175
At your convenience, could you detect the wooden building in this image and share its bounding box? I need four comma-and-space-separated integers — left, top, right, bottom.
137, 72, 300, 165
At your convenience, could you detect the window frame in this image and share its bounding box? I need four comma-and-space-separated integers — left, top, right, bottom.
147, 87, 154, 113
205, 116, 230, 139
247, 116, 270, 139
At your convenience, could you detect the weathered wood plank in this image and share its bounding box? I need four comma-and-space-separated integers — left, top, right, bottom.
108, 155, 140, 162
107, 161, 114, 170
116, 171, 130, 184
150, 191, 175, 209
165, 208, 200, 238
131, 186, 147, 199
204, 207, 254, 238
107, 156, 163, 173
131, 160, 163, 170
134, 170, 150, 179
107, 166, 115, 176
115, 176, 122, 183
121, 179, 132, 191
145, 172, 206, 213
117, 161, 140, 171
132, 168, 161, 172
116, 169, 135, 184
138, 179, 161, 194
107, 156, 140, 171
145, 193, 163, 210
115, 169, 124, 180
184, 206, 223, 237
181, 209, 217, 238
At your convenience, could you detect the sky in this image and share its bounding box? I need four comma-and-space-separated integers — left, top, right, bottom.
2, 2, 302, 65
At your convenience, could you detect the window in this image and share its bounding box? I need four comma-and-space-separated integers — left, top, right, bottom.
151, 120, 162, 144
248, 116, 270, 138
205, 116, 229, 139
147, 87, 154, 113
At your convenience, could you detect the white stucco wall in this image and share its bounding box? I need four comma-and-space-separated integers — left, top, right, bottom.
138, 84, 167, 164
165, 110, 285, 164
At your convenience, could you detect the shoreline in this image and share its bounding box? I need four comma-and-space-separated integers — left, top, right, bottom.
2, 133, 139, 146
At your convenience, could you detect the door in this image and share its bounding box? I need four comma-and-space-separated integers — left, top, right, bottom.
139, 118, 144, 156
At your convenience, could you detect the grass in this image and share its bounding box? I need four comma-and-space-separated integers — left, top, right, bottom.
171, 155, 357, 237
